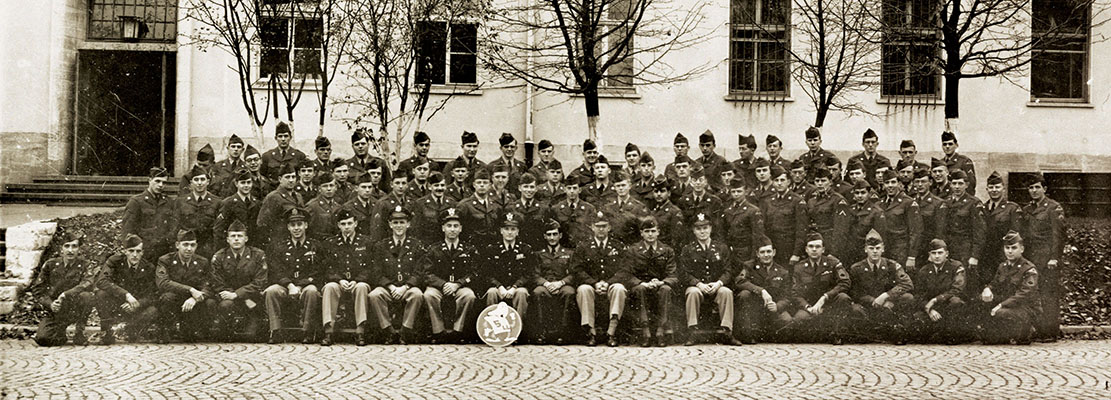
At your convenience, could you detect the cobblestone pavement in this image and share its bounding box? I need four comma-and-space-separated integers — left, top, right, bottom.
1, 340, 1109, 399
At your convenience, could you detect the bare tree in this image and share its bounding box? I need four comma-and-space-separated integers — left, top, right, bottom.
867, 0, 1106, 130
184, 0, 273, 140
336, 0, 477, 168
482, 0, 714, 141
306, 0, 357, 137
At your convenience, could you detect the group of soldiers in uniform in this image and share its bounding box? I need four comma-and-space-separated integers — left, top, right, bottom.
32, 122, 1065, 347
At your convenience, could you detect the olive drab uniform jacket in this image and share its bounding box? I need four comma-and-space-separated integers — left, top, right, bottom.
678, 240, 734, 286
734, 259, 791, 299
805, 190, 851, 260
410, 194, 455, 245
343, 196, 377, 237
943, 153, 976, 196
257, 186, 304, 243
269, 237, 324, 288
457, 194, 504, 247
940, 192, 986, 266
912, 259, 965, 305
676, 192, 725, 241
847, 152, 891, 189
550, 198, 596, 248
600, 197, 649, 245
847, 257, 914, 301
722, 199, 765, 263
306, 195, 344, 240
982, 198, 1023, 269
572, 238, 631, 287
32, 257, 96, 308
261, 146, 308, 180
535, 245, 575, 286
988, 257, 1039, 313
761, 191, 809, 263
123, 190, 176, 251
324, 233, 374, 283
96, 253, 158, 300
369, 193, 411, 243
1022, 197, 1066, 267
156, 253, 214, 297
875, 192, 922, 265
913, 191, 946, 259
508, 198, 552, 249
624, 241, 680, 288
211, 246, 268, 299
650, 199, 686, 251
374, 236, 428, 288
480, 241, 535, 290
214, 192, 261, 247
425, 240, 480, 289
791, 255, 851, 308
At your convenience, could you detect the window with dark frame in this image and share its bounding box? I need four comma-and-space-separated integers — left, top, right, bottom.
880, 0, 940, 98
1031, 0, 1090, 101
260, 15, 324, 79
598, 0, 636, 90
416, 21, 478, 85
729, 0, 790, 95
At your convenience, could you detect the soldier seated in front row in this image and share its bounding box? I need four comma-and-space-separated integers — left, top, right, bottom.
678, 213, 743, 346
155, 230, 215, 343
263, 208, 324, 344
423, 207, 480, 344
320, 210, 373, 346
911, 238, 969, 344
210, 220, 269, 341
790, 232, 853, 345
479, 211, 533, 336
733, 235, 793, 344
368, 206, 427, 345
95, 234, 160, 345
979, 231, 1039, 345
571, 211, 632, 347
626, 217, 678, 347
531, 220, 576, 345
32, 232, 96, 347
845, 230, 915, 344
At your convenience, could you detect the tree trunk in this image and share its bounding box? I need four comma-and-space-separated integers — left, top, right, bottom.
944, 72, 960, 121
814, 105, 828, 129
584, 82, 601, 143
250, 121, 264, 147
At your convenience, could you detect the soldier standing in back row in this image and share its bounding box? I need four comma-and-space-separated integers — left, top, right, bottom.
798, 127, 837, 181
124, 167, 177, 262
1022, 174, 1065, 342
941, 131, 976, 196
696, 130, 731, 189
981, 171, 1023, 290
847, 129, 891, 189
261, 122, 308, 181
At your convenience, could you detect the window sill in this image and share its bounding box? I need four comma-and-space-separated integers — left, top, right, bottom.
415, 84, 484, 96
250, 79, 323, 91
1026, 100, 1093, 108
724, 93, 793, 102
571, 90, 641, 99
876, 97, 943, 105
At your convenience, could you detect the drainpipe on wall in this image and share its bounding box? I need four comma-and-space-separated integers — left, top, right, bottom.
523, 0, 535, 168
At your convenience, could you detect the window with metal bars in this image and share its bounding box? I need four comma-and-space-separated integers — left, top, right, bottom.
1031, 0, 1090, 101
260, 15, 324, 79
415, 21, 478, 85
880, 0, 940, 98
728, 0, 790, 96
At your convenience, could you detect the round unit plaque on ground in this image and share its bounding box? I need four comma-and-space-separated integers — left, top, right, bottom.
476, 302, 522, 347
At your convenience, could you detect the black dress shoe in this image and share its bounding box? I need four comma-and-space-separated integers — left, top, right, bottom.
357, 333, 368, 346
398, 330, 410, 345
640, 335, 652, 347
302, 332, 317, 344
684, 337, 696, 346
720, 333, 744, 346
742, 338, 757, 345
607, 336, 618, 347
656, 334, 670, 347
320, 333, 333, 346
586, 334, 597, 347
72, 332, 88, 346
100, 331, 116, 346
268, 330, 280, 344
